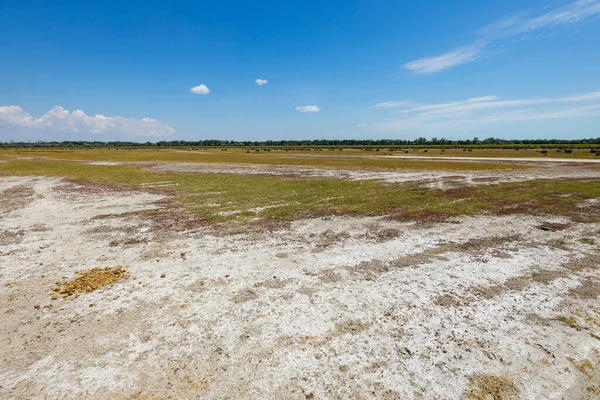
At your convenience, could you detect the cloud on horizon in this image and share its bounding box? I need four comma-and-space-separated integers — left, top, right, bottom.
370, 90, 600, 133
0, 105, 175, 137
404, 0, 600, 74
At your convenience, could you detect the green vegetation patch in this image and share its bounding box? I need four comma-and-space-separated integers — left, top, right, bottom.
1, 159, 599, 224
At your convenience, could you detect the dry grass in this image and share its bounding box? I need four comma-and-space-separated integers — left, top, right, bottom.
530, 269, 567, 284
53, 267, 129, 299
568, 357, 595, 379
354, 259, 390, 274
363, 228, 401, 242
465, 374, 518, 400
318, 269, 343, 283
334, 319, 369, 335
566, 254, 600, 271
569, 280, 600, 299
557, 315, 585, 331
503, 276, 531, 291
0, 229, 25, 246
314, 230, 350, 249
438, 235, 522, 256
470, 284, 506, 300
232, 288, 259, 303
0, 184, 34, 214
433, 294, 462, 307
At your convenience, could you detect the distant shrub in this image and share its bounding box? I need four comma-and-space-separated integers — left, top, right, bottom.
564, 149, 573, 154
541, 150, 548, 154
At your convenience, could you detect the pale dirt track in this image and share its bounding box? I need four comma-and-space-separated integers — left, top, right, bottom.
0, 171, 599, 399
381, 155, 600, 163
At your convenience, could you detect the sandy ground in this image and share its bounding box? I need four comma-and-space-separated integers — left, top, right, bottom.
1, 174, 600, 399
379, 155, 600, 163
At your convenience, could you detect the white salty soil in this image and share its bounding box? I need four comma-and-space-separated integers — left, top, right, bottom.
1, 176, 599, 399
146, 161, 600, 189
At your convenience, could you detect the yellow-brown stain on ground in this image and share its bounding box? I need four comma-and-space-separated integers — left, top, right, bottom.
52, 266, 129, 298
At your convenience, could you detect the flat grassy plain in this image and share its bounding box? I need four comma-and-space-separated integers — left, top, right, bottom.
2, 144, 599, 161
0, 147, 531, 171
1, 149, 598, 224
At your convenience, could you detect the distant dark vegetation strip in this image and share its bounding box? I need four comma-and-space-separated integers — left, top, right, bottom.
1, 136, 600, 148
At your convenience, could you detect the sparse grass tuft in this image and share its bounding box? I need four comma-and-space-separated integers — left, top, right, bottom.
470, 284, 506, 300
565, 254, 600, 271
530, 269, 566, 284
314, 230, 350, 249
334, 319, 369, 335
557, 315, 585, 331
504, 276, 531, 291
568, 357, 595, 379
433, 294, 462, 307
548, 238, 569, 250
569, 280, 600, 299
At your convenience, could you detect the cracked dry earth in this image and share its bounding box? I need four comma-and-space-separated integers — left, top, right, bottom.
1, 176, 600, 399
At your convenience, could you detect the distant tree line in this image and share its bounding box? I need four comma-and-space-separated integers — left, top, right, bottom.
1, 137, 600, 148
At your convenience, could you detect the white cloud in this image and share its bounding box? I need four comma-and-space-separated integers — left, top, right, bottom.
404, 0, 600, 73
255, 79, 268, 86
357, 124, 368, 127
396, 91, 600, 119
370, 101, 414, 108
372, 90, 600, 132
190, 84, 210, 95
0, 105, 175, 137
295, 105, 320, 112
404, 43, 486, 74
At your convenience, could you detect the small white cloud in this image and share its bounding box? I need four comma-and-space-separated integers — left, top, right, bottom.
295, 105, 320, 113
0, 105, 174, 137
255, 79, 268, 86
357, 124, 368, 127
190, 84, 210, 95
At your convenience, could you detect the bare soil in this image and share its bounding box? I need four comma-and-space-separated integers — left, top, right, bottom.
1, 173, 599, 399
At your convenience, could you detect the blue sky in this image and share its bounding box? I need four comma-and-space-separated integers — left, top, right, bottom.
1, 0, 599, 141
